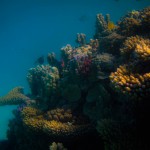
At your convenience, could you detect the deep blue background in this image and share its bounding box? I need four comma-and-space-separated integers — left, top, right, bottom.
0, 0, 150, 140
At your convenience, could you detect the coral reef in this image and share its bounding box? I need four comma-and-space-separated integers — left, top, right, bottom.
0, 87, 29, 105
110, 35, 150, 99
5, 6, 150, 150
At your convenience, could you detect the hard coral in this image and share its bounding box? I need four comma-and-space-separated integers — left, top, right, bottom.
0, 87, 29, 106
120, 35, 150, 61
110, 65, 150, 99
20, 106, 93, 139
45, 108, 73, 123
117, 7, 150, 36
75, 33, 86, 46
27, 65, 59, 99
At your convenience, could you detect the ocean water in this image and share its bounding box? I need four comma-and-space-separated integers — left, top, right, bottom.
0, 0, 149, 142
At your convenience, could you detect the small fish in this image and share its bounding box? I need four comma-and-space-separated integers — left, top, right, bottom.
34, 56, 44, 65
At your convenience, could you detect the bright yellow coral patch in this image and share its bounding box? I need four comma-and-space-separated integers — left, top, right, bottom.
110, 65, 150, 99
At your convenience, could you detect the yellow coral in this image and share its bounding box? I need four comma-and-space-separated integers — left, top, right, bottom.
120, 36, 150, 61
135, 41, 150, 61
110, 65, 150, 99
21, 106, 92, 137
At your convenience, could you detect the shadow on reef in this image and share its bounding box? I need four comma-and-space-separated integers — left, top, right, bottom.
0, 6, 150, 150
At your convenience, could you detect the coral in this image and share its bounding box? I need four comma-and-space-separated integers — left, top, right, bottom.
43, 120, 92, 138
92, 53, 115, 79
61, 44, 73, 65
94, 13, 116, 38
75, 33, 86, 46
21, 106, 41, 118
89, 39, 99, 51
75, 54, 92, 76
140, 7, 150, 32
47, 52, 60, 67
27, 65, 59, 99
98, 32, 125, 55
118, 17, 140, 36
6, 6, 150, 150
49, 142, 67, 150
120, 35, 150, 61
110, 65, 150, 99
0, 87, 29, 106
20, 106, 93, 138
94, 14, 107, 38
45, 108, 73, 123
117, 7, 150, 36
134, 39, 150, 61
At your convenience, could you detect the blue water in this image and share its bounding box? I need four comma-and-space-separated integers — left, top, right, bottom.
0, 0, 149, 140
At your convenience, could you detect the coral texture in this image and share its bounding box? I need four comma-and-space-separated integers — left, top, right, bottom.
0, 87, 29, 105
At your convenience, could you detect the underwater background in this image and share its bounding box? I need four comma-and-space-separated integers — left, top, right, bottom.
0, 0, 150, 148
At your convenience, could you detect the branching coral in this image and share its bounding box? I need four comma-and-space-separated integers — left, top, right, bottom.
61, 44, 74, 65
110, 65, 150, 99
0, 87, 29, 106
120, 35, 150, 60
75, 33, 86, 46
94, 13, 116, 38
